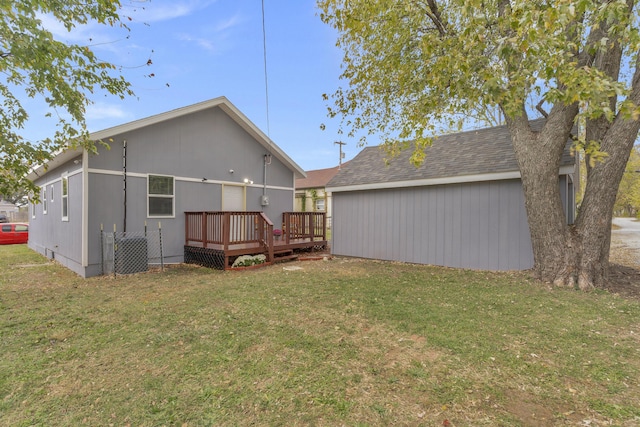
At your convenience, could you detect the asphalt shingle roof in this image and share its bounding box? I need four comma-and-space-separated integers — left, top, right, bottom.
295, 164, 346, 189
327, 120, 576, 188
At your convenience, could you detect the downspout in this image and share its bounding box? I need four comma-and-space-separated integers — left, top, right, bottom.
123, 139, 127, 233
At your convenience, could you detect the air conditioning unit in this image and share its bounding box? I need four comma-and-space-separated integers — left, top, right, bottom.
261, 195, 269, 206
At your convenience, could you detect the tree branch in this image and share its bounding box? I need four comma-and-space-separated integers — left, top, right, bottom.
535, 100, 549, 118
424, 0, 447, 36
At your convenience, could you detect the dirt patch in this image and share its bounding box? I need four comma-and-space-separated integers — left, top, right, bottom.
603, 263, 640, 299
607, 234, 640, 299
502, 390, 557, 426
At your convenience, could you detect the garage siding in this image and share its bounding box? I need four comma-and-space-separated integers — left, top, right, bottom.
331, 179, 534, 270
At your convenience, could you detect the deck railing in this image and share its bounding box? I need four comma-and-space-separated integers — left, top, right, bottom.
184, 211, 326, 267
185, 211, 274, 259
281, 212, 327, 244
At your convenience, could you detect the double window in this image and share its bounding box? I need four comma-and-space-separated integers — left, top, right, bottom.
148, 175, 174, 217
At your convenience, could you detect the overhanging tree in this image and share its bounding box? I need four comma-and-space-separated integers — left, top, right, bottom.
0, 1, 143, 199
319, 0, 640, 289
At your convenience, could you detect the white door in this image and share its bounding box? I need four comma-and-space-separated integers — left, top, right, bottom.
222, 185, 245, 211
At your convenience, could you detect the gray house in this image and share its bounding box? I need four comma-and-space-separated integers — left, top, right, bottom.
326, 121, 577, 271
27, 97, 306, 277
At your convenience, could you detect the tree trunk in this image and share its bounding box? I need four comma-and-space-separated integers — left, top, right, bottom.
573, 116, 640, 288
509, 109, 578, 286
510, 110, 640, 289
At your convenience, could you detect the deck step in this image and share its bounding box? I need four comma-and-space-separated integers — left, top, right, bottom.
273, 254, 299, 263
273, 249, 298, 263
274, 248, 294, 256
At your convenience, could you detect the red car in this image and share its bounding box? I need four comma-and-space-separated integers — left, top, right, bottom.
0, 223, 29, 245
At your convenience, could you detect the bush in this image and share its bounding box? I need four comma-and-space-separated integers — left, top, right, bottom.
232, 254, 267, 268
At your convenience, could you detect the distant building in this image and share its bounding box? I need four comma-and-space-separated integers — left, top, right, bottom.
295, 163, 346, 227
0, 200, 19, 221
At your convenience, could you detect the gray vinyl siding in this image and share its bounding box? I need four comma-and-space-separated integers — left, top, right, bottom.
78, 105, 296, 276
331, 179, 534, 270
85, 173, 295, 273
88, 107, 293, 189
28, 102, 298, 278
28, 157, 84, 275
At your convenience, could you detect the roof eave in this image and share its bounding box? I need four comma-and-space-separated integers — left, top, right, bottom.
328, 165, 576, 193
27, 96, 307, 181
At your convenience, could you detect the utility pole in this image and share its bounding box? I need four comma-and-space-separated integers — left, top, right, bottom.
334, 141, 346, 169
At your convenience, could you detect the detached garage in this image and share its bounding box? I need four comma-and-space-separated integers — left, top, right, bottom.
326, 121, 577, 271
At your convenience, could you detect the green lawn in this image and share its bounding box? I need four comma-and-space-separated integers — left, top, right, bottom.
1, 245, 639, 426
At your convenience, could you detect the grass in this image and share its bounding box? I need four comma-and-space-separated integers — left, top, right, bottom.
1, 245, 640, 426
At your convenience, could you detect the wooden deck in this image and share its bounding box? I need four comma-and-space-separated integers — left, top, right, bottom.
184, 211, 327, 270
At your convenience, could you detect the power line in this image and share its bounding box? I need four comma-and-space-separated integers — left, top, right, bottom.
261, 0, 270, 136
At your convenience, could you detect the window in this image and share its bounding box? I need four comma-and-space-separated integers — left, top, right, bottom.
15, 224, 28, 232
2, 225, 10, 232
43, 186, 47, 214
315, 197, 325, 211
31, 200, 36, 219
50, 185, 54, 203
148, 175, 174, 217
61, 174, 69, 221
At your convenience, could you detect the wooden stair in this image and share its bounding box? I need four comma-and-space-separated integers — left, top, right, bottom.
273, 248, 299, 263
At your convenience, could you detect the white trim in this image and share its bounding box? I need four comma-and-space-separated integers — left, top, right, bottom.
82, 150, 89, 267
87, 168, 142, 177
35, 168, 82, 188
147, 174, 175, 218
328, 166, 576, 193
61, 172, 69, 222
27, 97, 307, 181
42, 186, 48, 215
67, 168, 83, 177
87, 167, 295, 191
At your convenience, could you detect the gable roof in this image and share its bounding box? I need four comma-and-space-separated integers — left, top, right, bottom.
327, 120, 576, 192
295, 163, 347, 190
28, 96, 306, 180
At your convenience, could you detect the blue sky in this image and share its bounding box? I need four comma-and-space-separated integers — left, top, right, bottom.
28, 0, 359, 171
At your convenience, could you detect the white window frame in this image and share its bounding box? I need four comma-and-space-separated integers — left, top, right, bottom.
147, 174, 175, 218
31, 199, 36, 219
315, 197, 325, 212
61, 173, 69, 222
42, 186, 47, 214
50, 184, 54, 203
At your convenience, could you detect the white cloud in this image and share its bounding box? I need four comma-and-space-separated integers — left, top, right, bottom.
35, 1, 217, 45
177, 33, 216, 52
36, 13, 131, 51
176, 13, 243, 54
86, 103, 130, 121
127, 0, 217, 23
215, 14, 241, 32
